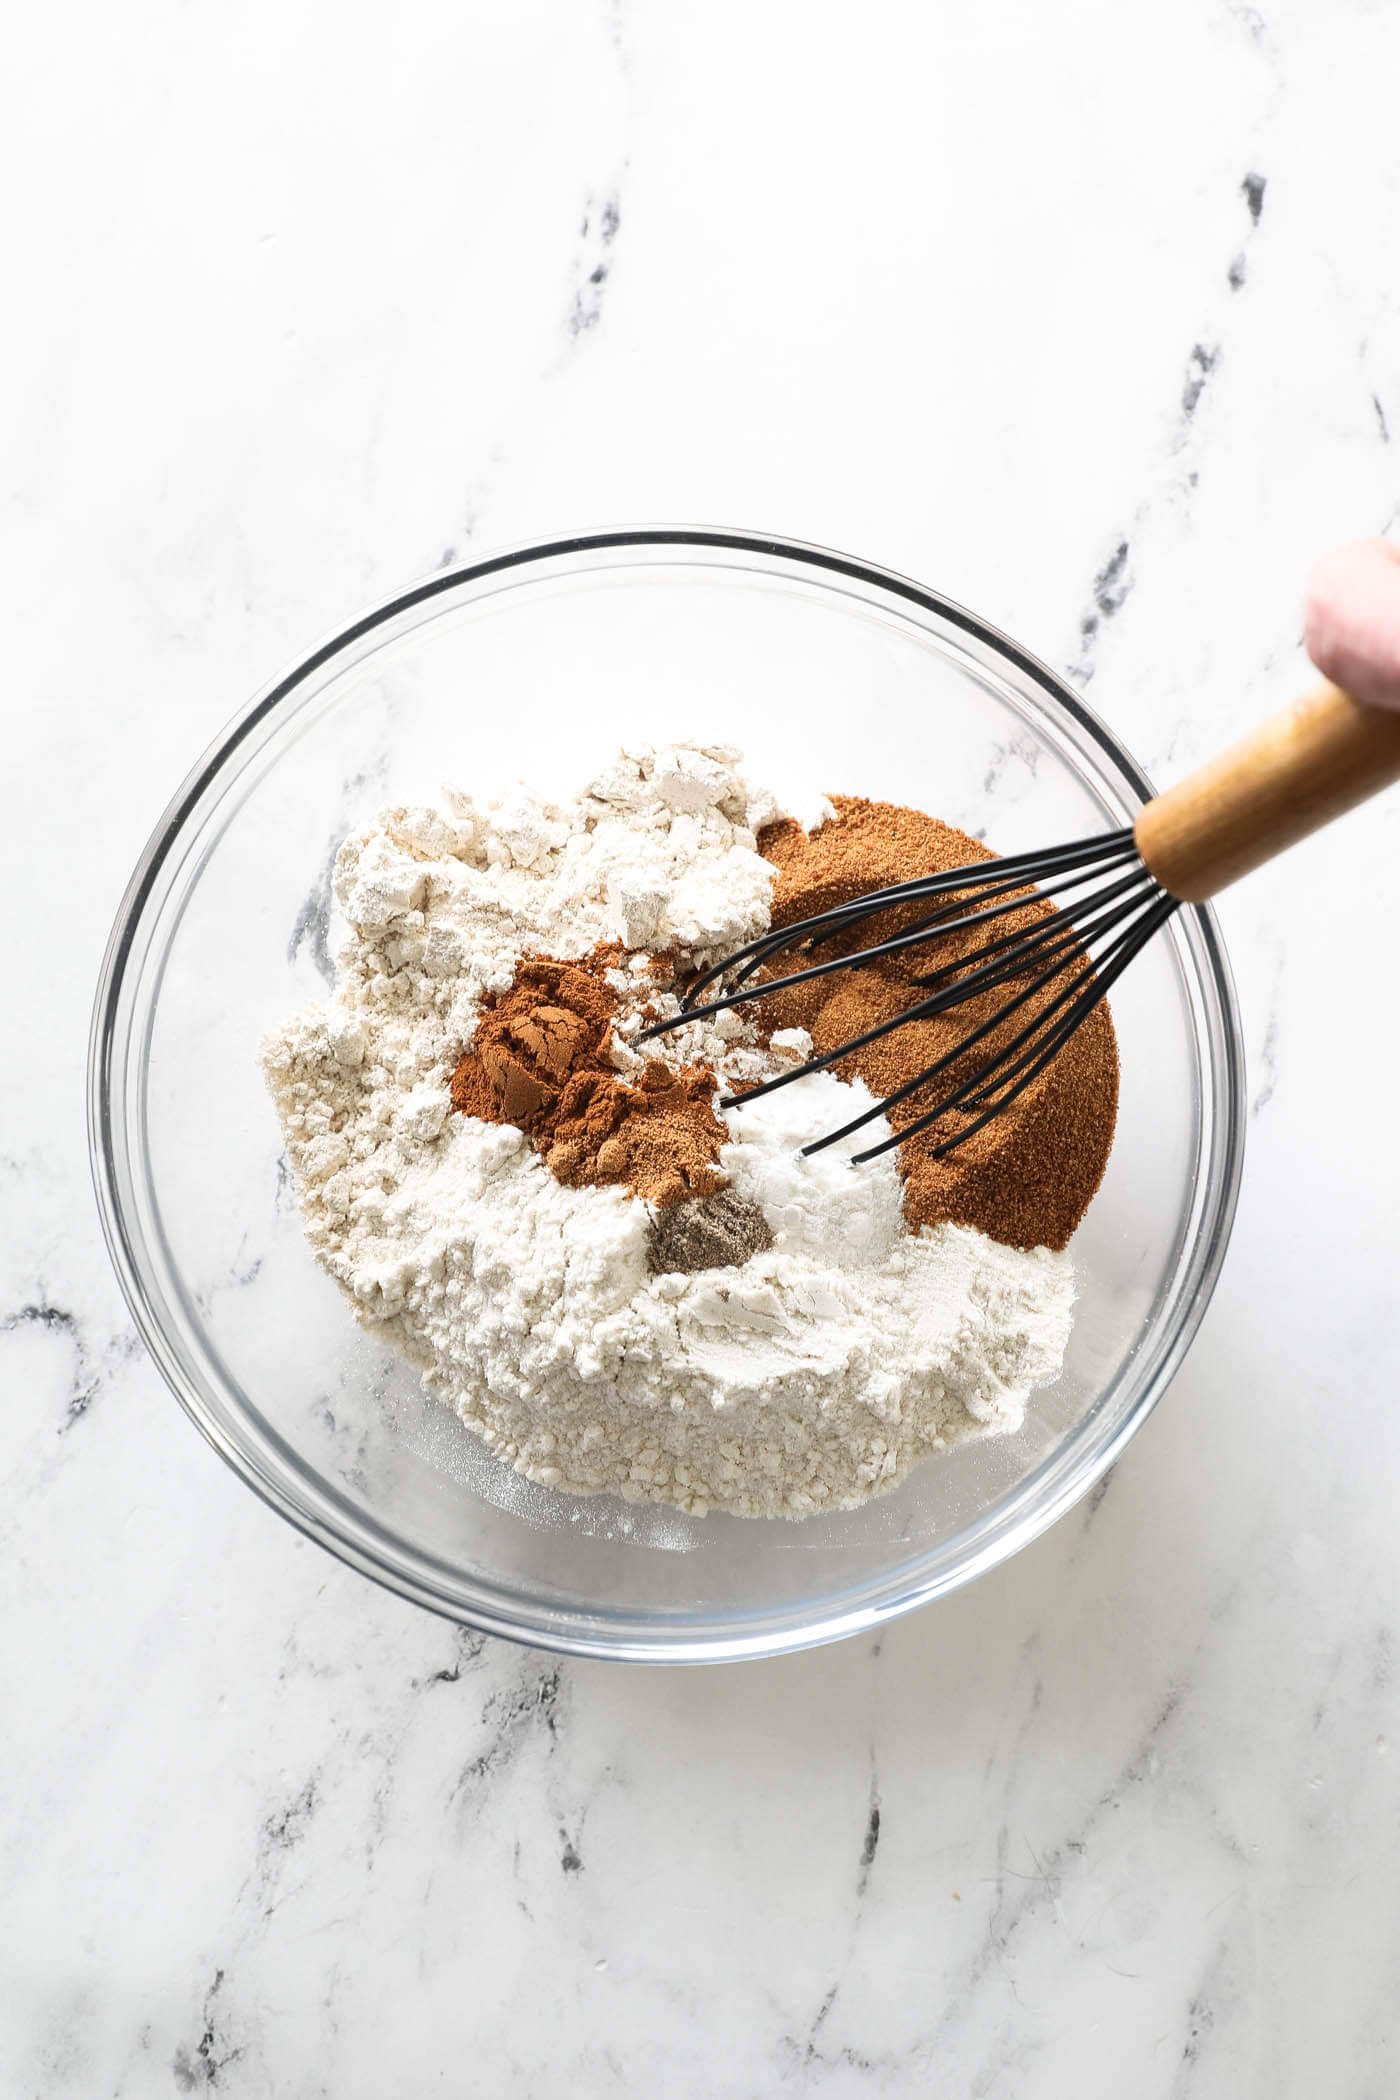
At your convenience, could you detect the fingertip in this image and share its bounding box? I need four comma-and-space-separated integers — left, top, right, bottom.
1304, 538, 1400, 709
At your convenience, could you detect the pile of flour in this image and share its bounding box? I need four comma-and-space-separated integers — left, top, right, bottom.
261, 743, 1075, 1519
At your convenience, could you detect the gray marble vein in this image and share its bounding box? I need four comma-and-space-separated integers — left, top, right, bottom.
1066, 164, 1275, 694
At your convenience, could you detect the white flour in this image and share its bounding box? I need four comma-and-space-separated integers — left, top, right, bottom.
261, 744, 1075, 1519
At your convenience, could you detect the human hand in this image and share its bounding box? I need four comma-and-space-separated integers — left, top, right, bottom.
1304, 538, 1400, 710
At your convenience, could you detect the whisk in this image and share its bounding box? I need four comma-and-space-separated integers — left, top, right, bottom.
640, 682, 1400, 1162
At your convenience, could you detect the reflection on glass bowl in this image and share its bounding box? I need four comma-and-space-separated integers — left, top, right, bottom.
89, 530, 1244, 1662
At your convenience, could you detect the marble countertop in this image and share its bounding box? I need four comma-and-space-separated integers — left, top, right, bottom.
6, 0, 1400, 2091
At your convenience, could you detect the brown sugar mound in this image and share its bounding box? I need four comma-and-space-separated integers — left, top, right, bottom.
450, 952, 728, 1209
755, 798, 1119, 1252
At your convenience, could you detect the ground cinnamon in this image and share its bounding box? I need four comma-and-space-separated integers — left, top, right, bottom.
755, 798, 1118, 1251
450, 952, 729, 1208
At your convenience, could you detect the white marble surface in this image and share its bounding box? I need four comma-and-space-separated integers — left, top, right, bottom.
5, 0, 1400, 2091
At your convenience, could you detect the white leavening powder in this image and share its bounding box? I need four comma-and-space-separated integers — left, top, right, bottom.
261, 743, 1075, 1519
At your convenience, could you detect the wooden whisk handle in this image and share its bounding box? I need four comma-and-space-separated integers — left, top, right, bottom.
1134, 681, 1400, 903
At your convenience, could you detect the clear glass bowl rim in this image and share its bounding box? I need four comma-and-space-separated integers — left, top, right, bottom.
88, 526, 1247, 1663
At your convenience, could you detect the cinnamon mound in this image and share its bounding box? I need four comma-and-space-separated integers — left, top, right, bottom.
450, 953, 727, 1208
756, 798, 1118, 1251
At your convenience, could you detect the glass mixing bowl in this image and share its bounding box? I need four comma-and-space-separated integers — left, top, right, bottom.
90, 530, 1245, 1662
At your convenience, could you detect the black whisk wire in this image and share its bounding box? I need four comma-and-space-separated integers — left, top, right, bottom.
844, 892, 1178, 1163
694, 872, 1148, 1122
638, 839, 1143, 1036
714, 838, 1141, 1003
665, 826, 1136, 1016
635, 825, 1177, 1169
797, 882, 1165, 1156
908, 863, 1154, 989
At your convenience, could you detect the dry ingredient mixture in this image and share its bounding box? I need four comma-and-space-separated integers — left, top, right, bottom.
261, 743, 1116, 1519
